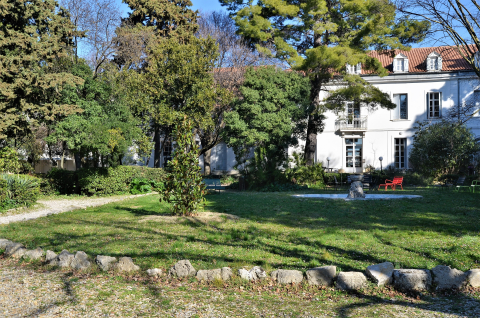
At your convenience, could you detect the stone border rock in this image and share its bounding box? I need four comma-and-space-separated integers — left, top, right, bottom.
1, 237, 479, 293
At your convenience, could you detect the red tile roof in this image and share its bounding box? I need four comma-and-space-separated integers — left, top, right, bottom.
366, 45, 477, 74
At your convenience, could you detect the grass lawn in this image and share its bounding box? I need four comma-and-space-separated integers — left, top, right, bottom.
1, 187, 479, 273
1, 187, 480, 317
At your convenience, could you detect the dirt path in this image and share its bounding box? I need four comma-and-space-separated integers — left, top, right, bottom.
0, 194, 153, 225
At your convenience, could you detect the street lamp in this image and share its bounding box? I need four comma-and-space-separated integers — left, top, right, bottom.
379, 156, 383, 172
326, 157, 330, 169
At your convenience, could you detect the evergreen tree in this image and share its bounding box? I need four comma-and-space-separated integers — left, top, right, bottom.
0, 0, 83, 143
220, 0, 430, 165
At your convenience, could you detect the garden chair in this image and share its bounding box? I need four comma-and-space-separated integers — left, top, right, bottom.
203, 179, 222, 194
453, 176, 469, 192
326, 176, 340, 191
362, 174, 377, 192
470, 180, 480, 193
378, 176, 403, 191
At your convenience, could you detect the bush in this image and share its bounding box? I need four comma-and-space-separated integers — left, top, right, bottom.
42, 166, 167, 196
0, 173, 40, 208
163, 117, 206, 216
286, 162, 325, 187
0, 147, 20, 173
129, 178, 164, 194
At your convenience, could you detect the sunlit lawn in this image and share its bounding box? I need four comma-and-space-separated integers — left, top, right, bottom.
1, 187, 479, 273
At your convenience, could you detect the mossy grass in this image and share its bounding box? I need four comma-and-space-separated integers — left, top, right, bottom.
0, 188, 479, 274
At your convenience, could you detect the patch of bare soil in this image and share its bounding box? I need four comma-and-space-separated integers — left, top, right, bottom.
139, 212, 240, 224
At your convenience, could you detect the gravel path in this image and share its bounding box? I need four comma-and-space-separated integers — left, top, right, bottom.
0, 194, 152, 225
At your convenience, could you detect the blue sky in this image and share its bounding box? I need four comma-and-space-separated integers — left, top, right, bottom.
117, 0, 226, 18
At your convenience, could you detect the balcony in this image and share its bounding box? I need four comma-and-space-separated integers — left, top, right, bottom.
335, 116, 368, 132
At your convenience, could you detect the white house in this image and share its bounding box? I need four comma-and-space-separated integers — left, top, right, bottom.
146, 46, 480, 174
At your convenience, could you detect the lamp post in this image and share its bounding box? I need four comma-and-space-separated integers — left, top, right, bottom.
379, 156, 383, 172
327, 157, 330, 170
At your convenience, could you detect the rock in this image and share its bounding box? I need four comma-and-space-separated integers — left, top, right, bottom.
197, 269, 222, 281
95, 255, 117, 271
239, 268, 255, 281
347, 181, 365, 199
238, 266, 266, 281
23, 248, 44, 260
306, 266, 336, 286
146, 268, 162, 277
393, 269, 432, 291
54, 250, 75, 267
71, 251, 91, 270
221, 267, 233, 281
168, 260, 196, 278
336, 272, 367, 290
0, 239, 11, 249
431, 265, 466, 290
465, 269, 480, 288
113, 257, 140, 272
366, 262, 394, 286
45, 250, 57, 263
271, 269, 304, 284
5, 242, 27, 258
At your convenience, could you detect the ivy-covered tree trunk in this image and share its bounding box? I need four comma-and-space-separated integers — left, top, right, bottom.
203, 148, 212, 176
154, 125, 161, 168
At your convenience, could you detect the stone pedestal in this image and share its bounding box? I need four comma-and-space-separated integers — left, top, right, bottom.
347, 181, 365, 199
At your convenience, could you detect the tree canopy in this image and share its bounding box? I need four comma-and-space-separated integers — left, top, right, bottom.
220, 0, 430, 165
0, 0, 83, 143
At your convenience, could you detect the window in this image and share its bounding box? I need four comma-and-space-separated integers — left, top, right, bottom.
394, 138, 406, 169
163, 140, 172, 167
392, 94, 408, 120
215, 142, 227, 171
345, 138, 362, 168
427, 92, 442, 118
393, 53, 409, 73
426, 52, 442, 72
347, 63, 361, 75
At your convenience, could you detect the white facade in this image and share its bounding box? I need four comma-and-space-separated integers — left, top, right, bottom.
315, 70, 480, 173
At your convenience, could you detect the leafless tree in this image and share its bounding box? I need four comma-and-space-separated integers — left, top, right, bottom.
60, 0, 122, 76
396, 0, 480, 76
196, 11, 281, 175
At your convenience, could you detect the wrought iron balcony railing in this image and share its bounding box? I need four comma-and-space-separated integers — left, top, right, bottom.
335, 116, 368, 131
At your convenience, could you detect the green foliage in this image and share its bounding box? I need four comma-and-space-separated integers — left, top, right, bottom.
129, 178, 164, 195
409, 121, 480, 178
285, 152, 325, 187
43, 166, 167, 196
163, 117, 206, 216
224, 66, 310, 167
47, 62, 143, 167
242, 146, 289, 189
0, 174, 40, 208
0, 147, 20, 173
0, 0, 83, 142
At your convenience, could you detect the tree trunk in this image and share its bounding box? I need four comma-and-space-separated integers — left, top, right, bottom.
74, 153, 82, 170
204, 148, 212, 176
154, 125, 161, 168
304, 74, 324, 166
304, 114, 317, 166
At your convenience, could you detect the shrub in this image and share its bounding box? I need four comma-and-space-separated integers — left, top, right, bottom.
286, 163, 325, 187
78, 166, 167, 196
162, 117, 206, 216
0, 173, 40, 207
43, 166, 167, 196
129, 178, 164, 194
0, 147, 20, 173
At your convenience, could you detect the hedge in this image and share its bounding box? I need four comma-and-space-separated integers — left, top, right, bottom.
42, 166, 167, 196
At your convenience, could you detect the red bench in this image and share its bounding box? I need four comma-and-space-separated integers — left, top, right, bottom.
379, 176, 403, 191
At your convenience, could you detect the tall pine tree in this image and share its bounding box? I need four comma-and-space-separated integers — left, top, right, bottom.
0, 0, 83, 143
220, 0, 430, 165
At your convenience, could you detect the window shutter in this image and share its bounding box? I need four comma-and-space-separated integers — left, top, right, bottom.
356, 62, 362, 74
439, 92, 442, 117
475, 52, 480, 70
426, 58, 431, 71
404, 59, 409, 72
426, 92, 430, 119
438, 57, 442, 71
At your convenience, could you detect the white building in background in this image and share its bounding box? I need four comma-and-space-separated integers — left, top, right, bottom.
314, 46, 480, 173
145, 46, 480, 174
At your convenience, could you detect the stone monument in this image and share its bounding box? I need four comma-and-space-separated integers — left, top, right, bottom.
347, 174, 365, 199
